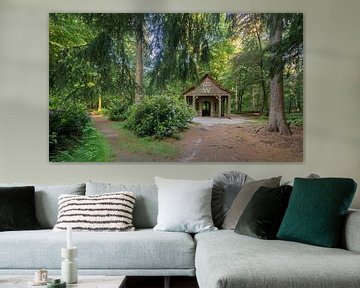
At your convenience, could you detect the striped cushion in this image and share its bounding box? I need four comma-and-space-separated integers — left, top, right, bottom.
53, 192, 136, 232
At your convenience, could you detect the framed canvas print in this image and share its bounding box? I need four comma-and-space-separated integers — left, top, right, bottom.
49, 13, 303, 162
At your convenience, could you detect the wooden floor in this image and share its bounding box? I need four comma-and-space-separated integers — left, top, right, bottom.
126, 276, 199, 288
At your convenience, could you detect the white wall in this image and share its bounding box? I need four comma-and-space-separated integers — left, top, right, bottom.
0, 0, 359, 208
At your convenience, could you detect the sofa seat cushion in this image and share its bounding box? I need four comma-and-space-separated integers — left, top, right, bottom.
0, 229, 195, 271
195, 230, 360, 288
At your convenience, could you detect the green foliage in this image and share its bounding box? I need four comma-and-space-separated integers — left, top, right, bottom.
49, 13, 136, 110
49, 101, 90, 155
49, 13, 303, 136
107, 98, 132, 121
286, 113, 303, 126
254, 113, 303, 126
49, 14, 96, 95
149, 13, 224, 87
51, 125, 112, 162
50, 13, 303, 115
125, 94, 194, 139
255, 115, 269, 124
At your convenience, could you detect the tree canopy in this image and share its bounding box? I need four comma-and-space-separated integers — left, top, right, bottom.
49, 13, 303, 132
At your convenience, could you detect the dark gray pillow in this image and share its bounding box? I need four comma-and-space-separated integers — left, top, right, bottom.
212, 171, 251, 228
0, 186, 41, 231
223, 176, 282, 230
235, 185, 292, 239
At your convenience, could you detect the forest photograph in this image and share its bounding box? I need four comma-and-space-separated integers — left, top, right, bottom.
49, 13, 303, 162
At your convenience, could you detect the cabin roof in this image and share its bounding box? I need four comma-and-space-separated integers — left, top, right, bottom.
183, 74, 231, 96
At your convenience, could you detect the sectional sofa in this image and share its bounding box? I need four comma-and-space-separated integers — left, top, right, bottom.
0, 179, 359, 288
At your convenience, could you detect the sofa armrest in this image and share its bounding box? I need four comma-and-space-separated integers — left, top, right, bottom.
342, 209, 360, 253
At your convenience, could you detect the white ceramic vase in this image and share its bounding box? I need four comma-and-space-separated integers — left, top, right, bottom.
61, 247, 78, 284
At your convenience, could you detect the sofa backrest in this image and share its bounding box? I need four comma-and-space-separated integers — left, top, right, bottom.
86, 181, 158, 229
0, 183, 86, 228
341, 209, 360, 253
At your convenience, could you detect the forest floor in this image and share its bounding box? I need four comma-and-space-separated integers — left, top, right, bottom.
91, 114, 303, 162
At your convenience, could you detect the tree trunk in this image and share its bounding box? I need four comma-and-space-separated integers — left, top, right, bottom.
97, 96, 102, 112
288, 94, 292, 114
134, 15, 144, 103
135, 36, 143, 103
268, 73, 290, 133
267, 14, 291, 136
238, 90, 244, 113
255, 28, 269, 115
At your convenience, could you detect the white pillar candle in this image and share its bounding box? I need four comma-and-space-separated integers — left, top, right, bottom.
67, 225, 72, 249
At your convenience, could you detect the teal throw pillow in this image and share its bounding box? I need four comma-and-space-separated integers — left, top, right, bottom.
277, 178, 357, 247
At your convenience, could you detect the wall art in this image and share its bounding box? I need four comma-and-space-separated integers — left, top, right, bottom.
49, 13, 303, 162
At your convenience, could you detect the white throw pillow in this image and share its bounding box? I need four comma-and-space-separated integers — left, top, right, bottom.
153, 177, 217, 233
53, 192, 135, 232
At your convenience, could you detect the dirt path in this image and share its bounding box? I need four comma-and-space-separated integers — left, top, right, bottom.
91, 114, 121, 160
92, 114, 303, 162
167, 120, 303, 162
91, 114, 168, 161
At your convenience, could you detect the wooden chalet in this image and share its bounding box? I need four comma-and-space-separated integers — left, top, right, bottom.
183, 74, 231, 117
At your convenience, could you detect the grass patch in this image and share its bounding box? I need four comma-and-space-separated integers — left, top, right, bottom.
112, 122, 178, 159
255, 115, 269, 124
50, 124, 112, 162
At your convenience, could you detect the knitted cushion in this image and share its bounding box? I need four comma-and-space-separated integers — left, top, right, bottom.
53, 192, 136, 232
277, 178, 357, 247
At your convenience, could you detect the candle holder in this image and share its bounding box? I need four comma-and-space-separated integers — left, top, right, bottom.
61, 247, 78, 284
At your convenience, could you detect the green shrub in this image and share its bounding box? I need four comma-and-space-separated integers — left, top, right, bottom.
286, 113, 303, 126
49, 102, 90, 154
126, 94, 194, 139
108, 98, 131, 121
50, 124, 112, 162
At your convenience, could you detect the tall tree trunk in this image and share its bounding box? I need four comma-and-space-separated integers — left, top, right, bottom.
267, 14, 291, 136
238, 90, 244, 113
97, 95, 102, 112
254, 28, 268, 115
134, 15, 144, 103
135, 36, 143, 103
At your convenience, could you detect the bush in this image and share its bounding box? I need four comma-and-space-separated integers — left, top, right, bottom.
108, 98, 131, 121
50, 124, 112, 162
126, 94, 194, 139
286, 113, 303, 126
49, 102, 90, 154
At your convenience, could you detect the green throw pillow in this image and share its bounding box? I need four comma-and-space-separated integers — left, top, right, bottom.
277, 178, 357, 247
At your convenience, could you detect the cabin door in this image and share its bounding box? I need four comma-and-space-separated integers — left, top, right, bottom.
202, 101, 211, 116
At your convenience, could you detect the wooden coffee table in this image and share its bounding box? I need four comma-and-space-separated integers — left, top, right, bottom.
0, 275, 126, 288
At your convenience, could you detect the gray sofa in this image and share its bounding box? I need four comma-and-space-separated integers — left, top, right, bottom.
0, 181, 360, 288
195, 213, 360, 288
